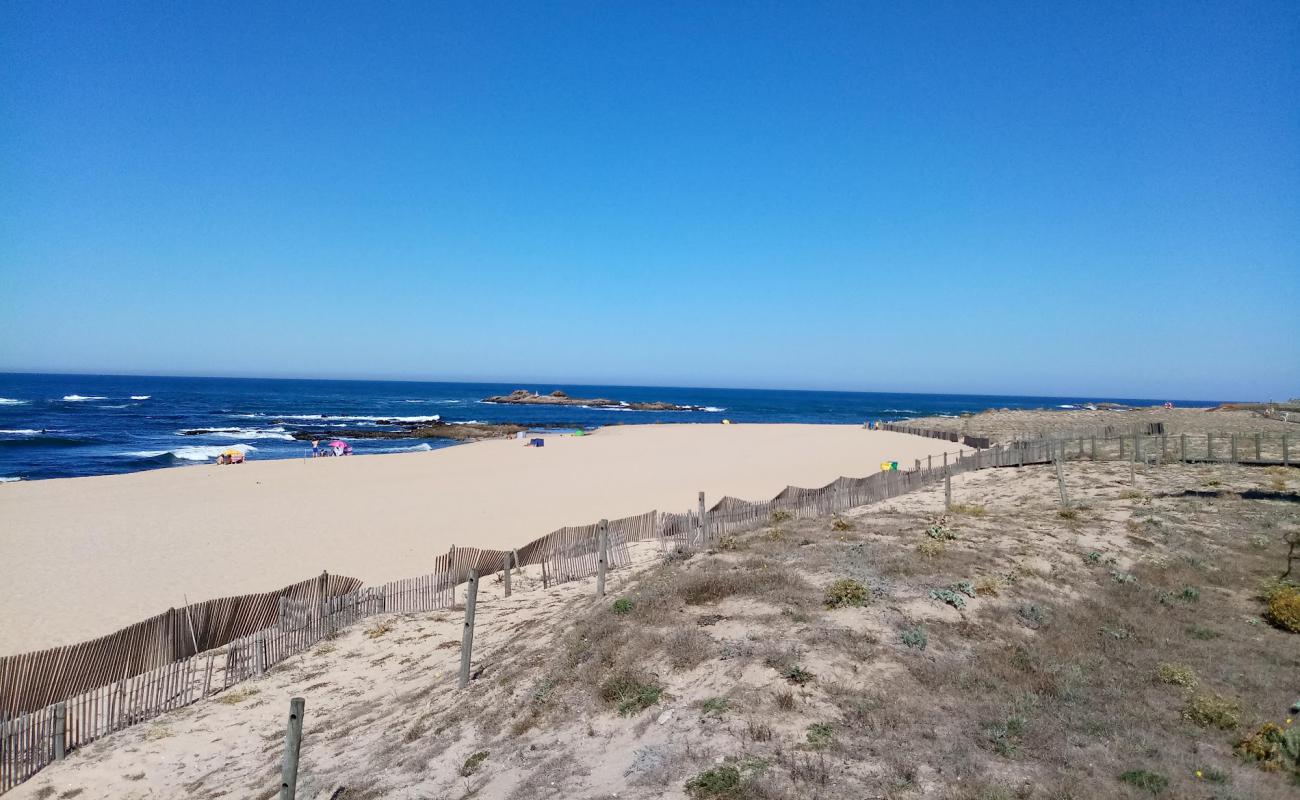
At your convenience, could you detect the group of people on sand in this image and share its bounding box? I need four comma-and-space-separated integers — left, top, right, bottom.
310, 439, 353, 457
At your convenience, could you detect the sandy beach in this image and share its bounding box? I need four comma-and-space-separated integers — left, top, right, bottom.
0, 423, 964, 654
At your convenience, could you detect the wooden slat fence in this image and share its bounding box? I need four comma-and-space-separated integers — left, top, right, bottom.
7, 429, 1288, 793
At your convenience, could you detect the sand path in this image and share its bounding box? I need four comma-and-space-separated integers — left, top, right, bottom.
0, 424, 964, 653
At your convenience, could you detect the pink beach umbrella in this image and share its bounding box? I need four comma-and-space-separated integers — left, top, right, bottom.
327, 440, 347, 449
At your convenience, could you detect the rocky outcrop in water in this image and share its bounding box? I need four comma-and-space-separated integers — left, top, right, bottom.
481, 389, 701, 411
289, 422, 526, 442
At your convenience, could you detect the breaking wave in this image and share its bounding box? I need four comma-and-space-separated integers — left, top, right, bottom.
61, 395, 107, 402
122, 444, 257, 463
0, 398, 27, 405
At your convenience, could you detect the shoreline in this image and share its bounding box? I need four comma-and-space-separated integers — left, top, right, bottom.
0, 423, 968, 654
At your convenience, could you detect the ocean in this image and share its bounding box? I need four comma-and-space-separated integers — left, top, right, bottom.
0, 373, 1215, 481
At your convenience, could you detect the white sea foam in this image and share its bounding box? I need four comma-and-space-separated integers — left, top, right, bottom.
0, 476, 21, 483
96, 404, 131, 409
0, 429, 41, 436
380, 443, 433, 453
130, 395, 151, 401
0, 398, 27, 405
448, 420, 485, 425
701, 406, 726, 413
1058, 404, 1077, 409
62, 395, 107, 402
882, 408, 918, 413
280, 414, 441, 423
124, 444, 257, 461
183, 427, 295, 441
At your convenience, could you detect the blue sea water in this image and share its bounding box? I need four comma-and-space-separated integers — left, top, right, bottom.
0, 373, 1216, 481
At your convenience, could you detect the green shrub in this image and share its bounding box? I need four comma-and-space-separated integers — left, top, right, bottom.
612, 597, 635, 615
459, 750, 489, 777
806, 722, 834, 747
926, 524, 957, 541
1111, 570, 1137, 584
685, 765, 741, 798
700, 697, 729, 716
1119, 769, 1169, 794
831, 516, 855, 532
1184, 691, 1240, 730
770, 510, 793, 524
901, 625, 928, 651
599, 671, 663, 716
930, 588, 966, 609
781, 664, 814, 685
1082, 551, 1102, 564
824, 578, 869, 609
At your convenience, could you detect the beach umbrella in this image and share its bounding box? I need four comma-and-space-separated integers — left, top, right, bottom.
327, 440, 347, 449
220, 448, 243, 458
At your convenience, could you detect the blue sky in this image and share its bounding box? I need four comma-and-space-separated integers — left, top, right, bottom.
1, 2, 1296, 400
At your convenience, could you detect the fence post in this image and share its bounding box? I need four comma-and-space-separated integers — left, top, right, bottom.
1180, 433, 1187, 463
596, 520, 609, 598
1134, 435, 1142, 463
943, 452, 948, 470
1284, 434, 1290, 466
698, 491, 707, 547
1207, 433, 1213, 461
53, 702, 66, 761
1119, 437, 1126, 460
503, 551, 512, 598
459, 571, 479, 689
927, 454, 932, 471
944, 471, 951, 511
1091, 437, 1097, 460
1231, 434, 1238, 463
1055, 457, 1069, 508
279, 697, 305, 800
1160, 434, 1167, 463
1254, 433, 1261, 461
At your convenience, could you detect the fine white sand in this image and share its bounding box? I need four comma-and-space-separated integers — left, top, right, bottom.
0, 423, 965, 654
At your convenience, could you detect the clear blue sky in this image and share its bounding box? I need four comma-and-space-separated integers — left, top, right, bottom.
1, 2, 1296, 400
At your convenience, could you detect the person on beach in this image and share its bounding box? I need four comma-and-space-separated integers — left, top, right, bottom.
311, 440, 320, 457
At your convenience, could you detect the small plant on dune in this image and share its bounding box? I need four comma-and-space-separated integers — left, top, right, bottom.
1111, 570, 1137, 585
900, 625, 928, 651
1264, 585, 1300, 633
954, 581, 976, 597
1119, 769, 1169, 795
806, 722, 834, 748
612, 597, 635, 615
459, 750, 489, 777
1058, 508, 1080, 521
917, 538, 945, 558
1156, 663, 1197, 688
781, 664, 814, 685
1017, 604, 1050, 629
600, 670, 663, 717
215, 687, 259, 705
948, 503, 987, 517
1184, 691, 1241, 730
364, 618, 395, 639
1235, 721, 1300, 777
700, 697, 729, 716
975, 575, 1003, 596
774, 690, 796, 710
685, 765, 741, 798
1082, 551, 1102, 564
771, 510, 793, 524
1119, 489, 1146, 500
824, 578, 869, 609
1186, 624, 1220, 640
930, 587, 966, 610
831, 516, 855, 532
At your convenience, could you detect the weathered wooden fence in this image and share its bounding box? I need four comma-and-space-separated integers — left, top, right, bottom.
10, 427, 1288, 792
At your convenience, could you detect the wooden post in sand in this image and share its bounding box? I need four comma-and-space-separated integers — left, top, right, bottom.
1207, 433, 1214, 461
1231, 434, 1238, 464
928, 454, 932, 471
1284, 434, 1290, 466
1180, 434, 1187, 463
944, 471, 952, 511
459, 571, 479, 689
448, 546, 457, 607
1055, 456, 1069, 508
53, 702, 66, 761
502, 551, 512, 598
1254, 433, 1262, 461
279, 698, 305, 800
1091, 437, 1097, 460
698, 492, 708, 548
596, 520, 609, 598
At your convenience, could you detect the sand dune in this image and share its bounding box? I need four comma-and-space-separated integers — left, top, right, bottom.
0, 424, 965, 654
